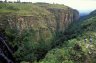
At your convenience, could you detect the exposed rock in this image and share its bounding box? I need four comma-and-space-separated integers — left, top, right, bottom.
0, 3, 79, 62
0, 5, 79, 45
48, 8, 79, 33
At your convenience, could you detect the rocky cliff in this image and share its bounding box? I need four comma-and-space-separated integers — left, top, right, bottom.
0, 3, 79, 62
35, 3, 79, 32
48, 8, 78, 33
0, 3, 79, 40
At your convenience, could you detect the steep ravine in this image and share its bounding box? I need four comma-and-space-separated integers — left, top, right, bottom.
39, 9, 96, 63
0, 3, 79, 62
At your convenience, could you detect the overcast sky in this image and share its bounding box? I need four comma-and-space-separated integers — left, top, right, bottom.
1, 0, 96, 14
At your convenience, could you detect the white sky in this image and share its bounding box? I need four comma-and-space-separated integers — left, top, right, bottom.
1, 0, 96, 13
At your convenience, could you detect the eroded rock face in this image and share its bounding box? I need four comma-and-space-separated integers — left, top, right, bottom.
48, 8, 79, 33
73, 9, 80, 21
0, 6, 79, 62
0, 13, 56, 43
0, 8, 79, 42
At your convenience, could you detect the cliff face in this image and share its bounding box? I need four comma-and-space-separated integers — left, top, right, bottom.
0, 3, 80, 62
48, 8, 76, 32
0, 4, 79, 44
0, 13, 55, 42
73, 9, 80, 21
34, 3, 79, 33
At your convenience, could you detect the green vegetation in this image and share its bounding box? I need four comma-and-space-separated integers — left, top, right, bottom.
34, 2, 68, 9
0, 3, 72, 63
0, 3, 50, 16
0, 3, 68, 16
0, 2, 96, 63
38, 11, 96, 63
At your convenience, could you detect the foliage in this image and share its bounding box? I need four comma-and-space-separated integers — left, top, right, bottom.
1, 2, 96, 63
12, 28, 53, 62
38, 10, 96, 63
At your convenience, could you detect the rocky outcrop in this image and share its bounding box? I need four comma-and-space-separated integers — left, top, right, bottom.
48, 8, 79, 33
0, 13, 56, 43
0, 5, 79, 42
73, 9, 80, 21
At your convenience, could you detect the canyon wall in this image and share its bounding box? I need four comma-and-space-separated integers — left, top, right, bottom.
0, 4, 79, 43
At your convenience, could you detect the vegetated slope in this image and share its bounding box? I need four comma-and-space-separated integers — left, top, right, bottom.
0, 3, 51, 16
39, 10, 96, 63
0, 3, 79, 62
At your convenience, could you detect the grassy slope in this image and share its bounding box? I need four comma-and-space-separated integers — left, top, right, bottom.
34, 3, 68, 9
0, 3, 51, 16
39, 11, 96, 63
0, 3, 69, 16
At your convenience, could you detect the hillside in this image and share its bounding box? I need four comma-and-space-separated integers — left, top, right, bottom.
39, 10, 96, 63
0, 3, 51, 16
0, 3, 79, 63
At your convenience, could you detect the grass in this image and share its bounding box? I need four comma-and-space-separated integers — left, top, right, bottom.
34, 3, 69, 9
0, 3, 51, 16
0, 3, 69, 16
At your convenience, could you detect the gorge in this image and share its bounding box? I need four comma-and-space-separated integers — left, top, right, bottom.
0, 2, 96, 63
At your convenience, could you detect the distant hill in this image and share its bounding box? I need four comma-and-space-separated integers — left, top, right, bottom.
79, 10, 96, 21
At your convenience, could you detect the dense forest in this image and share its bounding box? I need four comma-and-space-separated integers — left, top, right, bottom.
0, 3, 96, 63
